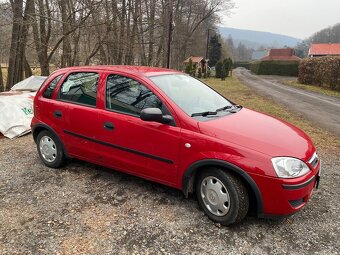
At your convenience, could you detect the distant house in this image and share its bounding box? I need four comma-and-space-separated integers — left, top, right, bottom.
183, 56, 208, 75
308, 43, 340, 57
252, 50, 268, 61
261, 48, 301, 61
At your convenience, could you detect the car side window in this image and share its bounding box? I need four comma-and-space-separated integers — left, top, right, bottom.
43, 74, 63, 99
106, 74, 163, 116
59, 72, 99, 107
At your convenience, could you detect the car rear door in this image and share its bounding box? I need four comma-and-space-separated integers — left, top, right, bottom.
96, 72, 181, 186
56, 70, 103, 162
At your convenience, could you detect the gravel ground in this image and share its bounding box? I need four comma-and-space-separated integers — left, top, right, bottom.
0, 135, 339, 255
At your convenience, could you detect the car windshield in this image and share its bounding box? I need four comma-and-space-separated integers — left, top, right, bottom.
149, 74, 233, 117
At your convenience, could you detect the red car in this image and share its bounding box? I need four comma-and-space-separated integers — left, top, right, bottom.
31, 66, 321, 225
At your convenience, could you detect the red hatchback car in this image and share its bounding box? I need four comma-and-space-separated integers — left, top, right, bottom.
31, 66, 321, 225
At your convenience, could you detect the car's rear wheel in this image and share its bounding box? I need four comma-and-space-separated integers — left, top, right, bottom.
196, 168, 249, 225
37, 130, 66, 168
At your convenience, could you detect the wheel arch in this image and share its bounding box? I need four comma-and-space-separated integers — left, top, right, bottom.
32, 123, 69, 158
182, 159, 263, 216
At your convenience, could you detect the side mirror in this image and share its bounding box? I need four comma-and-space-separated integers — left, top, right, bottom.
140, 108, 173, 124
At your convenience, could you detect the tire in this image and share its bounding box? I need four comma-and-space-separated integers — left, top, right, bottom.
36, 130, 66, 168
196, 167, 249, 226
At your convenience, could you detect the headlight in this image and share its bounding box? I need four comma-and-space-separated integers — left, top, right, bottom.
271, 157, 310, 178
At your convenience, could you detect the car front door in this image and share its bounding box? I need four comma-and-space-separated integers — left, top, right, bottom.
97, 73, 181, 186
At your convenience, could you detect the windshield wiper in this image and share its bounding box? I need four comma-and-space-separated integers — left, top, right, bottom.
216, 104, 242, 112
191, 111, 217, 117
216, 105, 232, 112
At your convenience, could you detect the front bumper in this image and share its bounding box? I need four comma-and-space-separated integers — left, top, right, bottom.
251, 162, 320, 216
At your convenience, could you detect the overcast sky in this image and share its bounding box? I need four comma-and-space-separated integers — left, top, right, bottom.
221, 0, 340, 39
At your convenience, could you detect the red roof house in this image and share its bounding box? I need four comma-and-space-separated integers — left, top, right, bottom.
308, 43, 340, 57
261, 48, 301, 61
183, 56, 208, 76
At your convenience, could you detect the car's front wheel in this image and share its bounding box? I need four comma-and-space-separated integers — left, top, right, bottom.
196, 168, 249, 225
37, 130, 66, 168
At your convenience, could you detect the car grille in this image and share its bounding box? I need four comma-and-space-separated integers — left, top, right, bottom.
308, 152, 319, 169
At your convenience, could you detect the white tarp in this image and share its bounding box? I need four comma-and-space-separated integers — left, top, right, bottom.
0, 92, 36, 139
11, 76, 47, 91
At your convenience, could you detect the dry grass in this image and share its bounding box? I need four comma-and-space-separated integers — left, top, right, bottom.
283, 80, 340, 99
203, 77, 340, 152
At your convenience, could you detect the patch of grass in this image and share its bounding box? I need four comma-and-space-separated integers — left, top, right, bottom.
283, 80, 340, 99
202, 77, 340, 152
1, 66, 42, 89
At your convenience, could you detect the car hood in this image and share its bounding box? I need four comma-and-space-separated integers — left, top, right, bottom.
198, 108, 315, 160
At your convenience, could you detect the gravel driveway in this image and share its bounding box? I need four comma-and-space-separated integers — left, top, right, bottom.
0, 135, 339, 255
234, 68, 340, 136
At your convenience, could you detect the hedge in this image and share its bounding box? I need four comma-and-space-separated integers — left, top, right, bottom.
233, 61, 251, 70
250, 60, 300, 76
298, 57, 340, 91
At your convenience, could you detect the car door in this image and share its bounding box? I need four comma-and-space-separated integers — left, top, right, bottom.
56, 71, 103, 162
96, 72, 181, 185
36, 73, 67, 137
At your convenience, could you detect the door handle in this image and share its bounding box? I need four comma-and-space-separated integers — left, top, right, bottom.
104, 122, 115, 130
54, 110, 62, 118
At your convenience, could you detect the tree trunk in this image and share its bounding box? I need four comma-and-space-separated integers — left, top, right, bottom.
31, 0, 51, 76
60, 0, 72, 67
7, 0, 34, 89
147, 0, 156, 66
6, 0, 23, 89
0, 63, 4, 92
24, 57, 32, 78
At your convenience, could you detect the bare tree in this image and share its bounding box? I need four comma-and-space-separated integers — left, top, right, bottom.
2, 0, 234, 82
6, 0, 34, 89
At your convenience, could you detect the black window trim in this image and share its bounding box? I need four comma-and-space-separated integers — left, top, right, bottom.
104, 73, 177, 126
57, 71, 99, 108
42, 73, 64, 99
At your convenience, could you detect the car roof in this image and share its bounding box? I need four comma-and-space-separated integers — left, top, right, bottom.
53, 65, 183, 77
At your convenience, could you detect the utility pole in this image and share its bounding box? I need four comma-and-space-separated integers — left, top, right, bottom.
205, 29, 210, 60
166, 0, 173, 68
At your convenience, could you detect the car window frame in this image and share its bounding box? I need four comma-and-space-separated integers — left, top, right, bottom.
57, 71, 100, 108
104, 73, 177, 126
42, 74, 64, 99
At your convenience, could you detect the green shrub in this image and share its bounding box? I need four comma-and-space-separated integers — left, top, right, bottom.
215, 61, 223, 78
250, 60, 299, 76
197, 67, 202, 78
298, 57, 340, 91
185, 59, 193, 75
223, 58, 233, 77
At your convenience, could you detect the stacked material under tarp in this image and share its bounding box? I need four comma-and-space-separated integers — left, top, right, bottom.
0, 76, 47, 139
11, 76, 47, 91
0, 92, 36, 138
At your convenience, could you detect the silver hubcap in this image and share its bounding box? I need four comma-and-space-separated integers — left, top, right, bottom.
201, 176, 230, 216
39, 136, 57, 163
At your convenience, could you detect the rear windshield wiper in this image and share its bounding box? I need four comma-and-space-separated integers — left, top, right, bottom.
191, 111, 217, 117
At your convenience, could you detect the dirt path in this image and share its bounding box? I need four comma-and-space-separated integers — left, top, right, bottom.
234, 68, 340, 136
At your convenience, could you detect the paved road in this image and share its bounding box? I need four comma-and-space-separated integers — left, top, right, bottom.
234, 68, 340, 136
